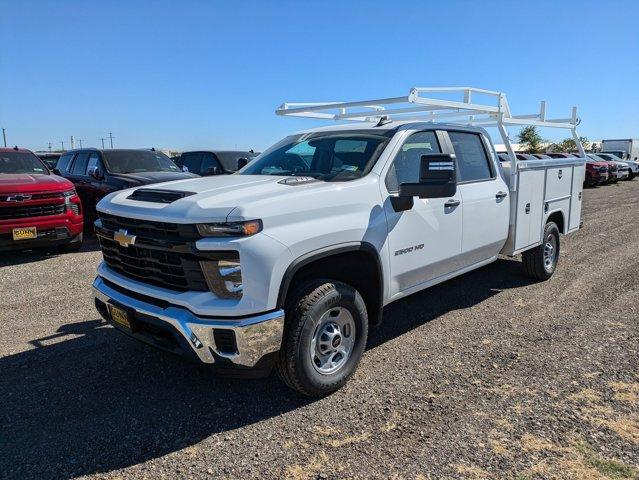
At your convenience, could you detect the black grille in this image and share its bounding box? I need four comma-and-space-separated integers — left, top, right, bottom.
0, 203, 65, 220
98, 236, 208, 292
98, 213, 200, 242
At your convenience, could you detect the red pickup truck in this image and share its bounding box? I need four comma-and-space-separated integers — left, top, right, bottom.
0, 147, 83, 252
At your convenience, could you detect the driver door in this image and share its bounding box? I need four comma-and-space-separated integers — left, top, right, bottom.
382, 130, 463, 296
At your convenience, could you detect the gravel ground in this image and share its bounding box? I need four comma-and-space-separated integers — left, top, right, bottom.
1, 181, 638, 480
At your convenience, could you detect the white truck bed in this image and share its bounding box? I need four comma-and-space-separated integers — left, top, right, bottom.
500, 157, 585, 255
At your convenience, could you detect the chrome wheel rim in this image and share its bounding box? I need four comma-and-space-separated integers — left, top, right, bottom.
310, 307, 355, 375
543, 233, 557, 271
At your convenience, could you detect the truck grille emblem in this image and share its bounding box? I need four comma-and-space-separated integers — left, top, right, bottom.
5, 194, 32, 202
114, 229, 136, 248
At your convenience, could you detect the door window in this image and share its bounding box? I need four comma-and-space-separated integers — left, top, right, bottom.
70, 152, 90, 175
179, 152, 202, 173
86, 153, 101, 174
385, 131, 441, 192
448, 132, 493, 183
201, 153, 223, 174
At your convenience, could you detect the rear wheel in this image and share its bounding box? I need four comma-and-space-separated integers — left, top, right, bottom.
522, 222, 560, 280
276, 279, 368, 397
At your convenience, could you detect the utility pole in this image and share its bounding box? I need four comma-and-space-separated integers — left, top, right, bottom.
78, 139, 83, 148
108, 132, 114, 148
100, 137, 105, 149
2, 128, 6, 147
70, 135, 75, 150
48, 142, 52, 152
61, 140, 65, 151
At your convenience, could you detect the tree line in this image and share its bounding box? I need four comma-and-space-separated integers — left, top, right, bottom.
517, 126, 591, 154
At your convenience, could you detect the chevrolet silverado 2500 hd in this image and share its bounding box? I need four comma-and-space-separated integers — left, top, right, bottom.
92, 87, 586, 396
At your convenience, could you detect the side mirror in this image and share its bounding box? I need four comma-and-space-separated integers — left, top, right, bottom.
52, 168, 62, 176
87, 165, 103, 180
206, 166, 220, 175
398, 153, 457, 199
237, 157, 249, 170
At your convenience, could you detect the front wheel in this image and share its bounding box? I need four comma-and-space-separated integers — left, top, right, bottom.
522, 221, 560, 280
276, 280, 368, 397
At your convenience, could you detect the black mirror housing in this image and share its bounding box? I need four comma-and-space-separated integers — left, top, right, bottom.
399, 153, 457, 199
87, 166, 103, 180
237, 157, 249, 170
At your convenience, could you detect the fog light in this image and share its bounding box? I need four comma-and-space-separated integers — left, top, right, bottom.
200, 255, 242, 299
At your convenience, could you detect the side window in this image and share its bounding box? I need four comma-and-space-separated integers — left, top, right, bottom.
179, 153, 202, 173
385, 131, 441, 192
86, 153, 101, 174
449, 132, 493, 183
201, 153, 222, 174
57, 152, 74, 172
70, 152, 90, 175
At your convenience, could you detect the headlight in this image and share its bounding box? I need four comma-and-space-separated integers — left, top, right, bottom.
62, 189, 77, 197
197, 219, 262, 237
200, 255, 243, 299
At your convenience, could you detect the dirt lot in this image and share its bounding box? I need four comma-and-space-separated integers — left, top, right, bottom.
1, 181, 638, 480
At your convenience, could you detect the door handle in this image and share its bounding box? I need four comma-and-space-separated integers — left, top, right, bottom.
496, 191, 508, 199
444, 199, 460, 208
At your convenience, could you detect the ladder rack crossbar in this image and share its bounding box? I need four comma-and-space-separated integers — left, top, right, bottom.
275, 86, 584, 192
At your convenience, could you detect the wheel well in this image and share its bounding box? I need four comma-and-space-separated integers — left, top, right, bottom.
547, 211, 565, 234
280, 249, 383, 325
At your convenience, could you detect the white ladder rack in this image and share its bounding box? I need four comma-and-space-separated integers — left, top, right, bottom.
276, 87, 586, 190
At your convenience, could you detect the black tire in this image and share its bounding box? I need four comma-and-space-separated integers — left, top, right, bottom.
522, 221, 560, 281
584, 173, 595, 188
60, 232, 83, 252
276, 279, 368, 397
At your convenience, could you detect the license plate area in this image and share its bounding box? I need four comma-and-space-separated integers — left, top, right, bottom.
12, 227, 37, 240
107, 303, 136, 331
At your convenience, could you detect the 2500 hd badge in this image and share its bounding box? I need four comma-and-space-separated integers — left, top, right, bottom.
394, 243, 425, 256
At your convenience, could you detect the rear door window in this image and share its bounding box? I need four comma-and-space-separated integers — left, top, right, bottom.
86, 152, 101, 174
448, 132, 493, 183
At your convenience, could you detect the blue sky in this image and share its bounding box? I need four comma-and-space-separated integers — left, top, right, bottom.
1, 0, 638, 152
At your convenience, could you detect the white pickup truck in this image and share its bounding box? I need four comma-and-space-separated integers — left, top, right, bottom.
93, 87, 586, 396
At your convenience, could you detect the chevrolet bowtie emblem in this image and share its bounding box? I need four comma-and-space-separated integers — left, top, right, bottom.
6, 194, 32, 202
114, 229, 136, 247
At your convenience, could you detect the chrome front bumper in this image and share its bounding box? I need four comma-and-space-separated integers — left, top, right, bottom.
93, 276, 284, 367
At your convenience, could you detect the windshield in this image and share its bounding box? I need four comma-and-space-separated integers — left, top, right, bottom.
101, 150, 180, 174
240, 131, 393, 182
0, 151, 49, 175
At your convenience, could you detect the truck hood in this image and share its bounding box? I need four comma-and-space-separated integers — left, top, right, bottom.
0, 173, 73, 193
96, 174, 341, 223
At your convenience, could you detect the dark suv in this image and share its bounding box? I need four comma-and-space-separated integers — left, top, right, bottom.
55, 148, 197, 226
175, 150, 257, 176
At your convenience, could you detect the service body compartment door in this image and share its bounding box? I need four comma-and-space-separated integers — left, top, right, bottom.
569, 165, 585, 231
514, 169, 545, 251
545, 167, 573, 201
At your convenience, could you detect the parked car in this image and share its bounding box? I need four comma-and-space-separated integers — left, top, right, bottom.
593, 152, 638, 180
601, 139, 639, 162
91, 87, 585, 396
175, 150, 258, 176
35, 152, 63, 170
588, 154, 629, 182
0, 147, 83, 252
550, 152, 615, 183
54, 148, 197, 227
584, 157, 610, 187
